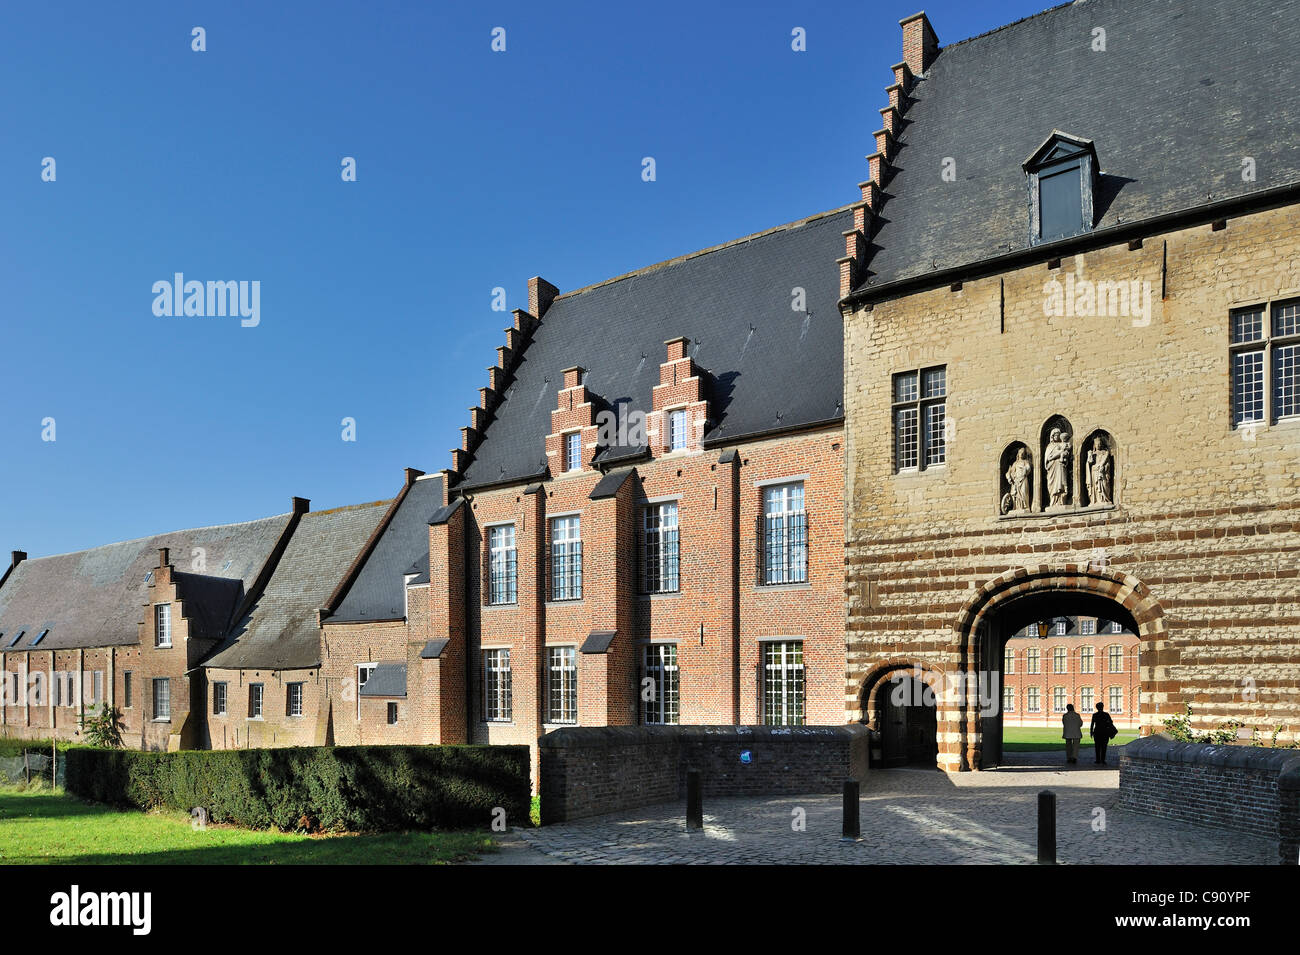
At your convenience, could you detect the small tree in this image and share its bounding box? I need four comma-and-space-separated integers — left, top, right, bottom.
80, 703, 125, 748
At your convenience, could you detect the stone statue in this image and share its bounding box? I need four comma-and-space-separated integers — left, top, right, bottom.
1003, 446, 1032, 513
1045, 428, 1071, 508
1087, 435, 1113, 506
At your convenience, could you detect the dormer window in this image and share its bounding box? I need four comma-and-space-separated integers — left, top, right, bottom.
1023, 131, 1098, 245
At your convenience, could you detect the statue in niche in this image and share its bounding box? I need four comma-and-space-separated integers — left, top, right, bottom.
1087, 435, 1113, 506
1002, 447, 1032, 514
1045, 428, 1072, 508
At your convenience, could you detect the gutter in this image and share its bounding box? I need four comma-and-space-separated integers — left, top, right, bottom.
840, 181, 1300, 309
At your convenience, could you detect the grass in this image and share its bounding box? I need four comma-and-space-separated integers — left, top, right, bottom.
1003, 725, 1138, 752
0, 783, 498, 865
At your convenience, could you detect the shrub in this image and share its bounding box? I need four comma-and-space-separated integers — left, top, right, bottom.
64, 744, 530, 833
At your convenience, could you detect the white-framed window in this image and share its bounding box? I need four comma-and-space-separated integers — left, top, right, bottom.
1231, 299, 1300, 426
1081, 686, 1094, 711
286, 682, 303, 718
1026, 686, 1040, 713
892, 366, 946, 471
356, 663, 376, 720
1109, 686, 1124, 713
547, 647, 577, 724
1080, 645, 1095, 674
1026, 647, 1040, 674
1003, 685, 1015, 712
1108, 644, 1123, 673
1004, 646, 1015, 674
1109, 621, 1123, 634
123, 671, 133, 709
564, 431, 582, 472
387, 701, 399, 725
155, 603, 172, 648
643, 644, 679, 725
212, 681, 227, 715
1053, 619, 1067, 636
550, 516, 582, 601
488, 524, 518, 605
248, 683, 264, 719
761, 482, 807, 585
1052, 646, 1066, 674
1081, 618, 1096, 635
667, 408, 688, 452
1053, 686, 1067, 712
152, 677, 171, 721
643, 502, 680, 593
483, 649, 512, 723
762, 641, 805, 726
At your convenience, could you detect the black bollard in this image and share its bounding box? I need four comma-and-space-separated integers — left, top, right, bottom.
686, 770, 703, 830
842, 780, 861, 840
1037, 790, 1057, 865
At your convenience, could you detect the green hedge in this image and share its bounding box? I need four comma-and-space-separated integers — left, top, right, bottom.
64, 744, 530, 833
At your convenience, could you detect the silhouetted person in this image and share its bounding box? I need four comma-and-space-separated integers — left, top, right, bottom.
1062, 703, 1082, 764
1090, 702, 1117, 764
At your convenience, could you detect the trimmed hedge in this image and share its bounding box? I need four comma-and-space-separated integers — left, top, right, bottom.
64, 744, 530, 833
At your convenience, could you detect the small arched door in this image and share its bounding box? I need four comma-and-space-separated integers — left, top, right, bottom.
879, 674, 938, 767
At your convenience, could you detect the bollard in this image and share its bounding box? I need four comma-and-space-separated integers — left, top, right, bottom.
686, 770, 703, 830
842, 780, 861, 840
1038, 790, 1057, 865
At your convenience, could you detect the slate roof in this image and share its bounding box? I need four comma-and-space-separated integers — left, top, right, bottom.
460, 207, 852, 487
203, 502, 389, 671
856, 0, 1300, 294
330, 476, 444, 623
359, 662, 406, 697
0, 515, 292, 652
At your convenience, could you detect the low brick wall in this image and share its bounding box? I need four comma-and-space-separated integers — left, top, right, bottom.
538, 724, 869, 824
1119, 734, 1300, 865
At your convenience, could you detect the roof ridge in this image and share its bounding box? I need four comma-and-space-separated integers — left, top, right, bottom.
303, 500, 391, 519
552, 203, 855, 301
15, 512, 294, 562
939, 0, 1080, 54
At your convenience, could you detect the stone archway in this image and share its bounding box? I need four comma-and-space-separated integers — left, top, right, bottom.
944, 564, 1170, 772
859, 660, 947, 769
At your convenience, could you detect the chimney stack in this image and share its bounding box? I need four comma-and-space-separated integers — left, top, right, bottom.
10, 551, 25, 569
528, 276, 559, 319
292, 496, 311, 515
158, 547, 170, 568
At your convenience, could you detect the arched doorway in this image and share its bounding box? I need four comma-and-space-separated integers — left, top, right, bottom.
879, 672, 939, 767
950, 565, 1168, 772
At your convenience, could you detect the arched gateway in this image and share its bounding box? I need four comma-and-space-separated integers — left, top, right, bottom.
860, 564, 1169, 772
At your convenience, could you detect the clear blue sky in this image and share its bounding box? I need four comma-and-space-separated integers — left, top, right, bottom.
0, 0, 1046, 557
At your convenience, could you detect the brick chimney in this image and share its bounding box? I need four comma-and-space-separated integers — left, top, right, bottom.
158, 547, 170, 568
292, 496, 311, 515
900, 12, 939, 75
528, 276, 559, 319
10, 551, 25, 569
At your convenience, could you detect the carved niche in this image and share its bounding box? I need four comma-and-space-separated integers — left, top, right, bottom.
999, 442, 1033, 515
1080, 429, 1116, 507
1040, 415, 1074, 510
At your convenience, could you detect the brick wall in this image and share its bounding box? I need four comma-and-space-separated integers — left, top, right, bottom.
1119, 734, 1300, 864
539, 724, 869, 823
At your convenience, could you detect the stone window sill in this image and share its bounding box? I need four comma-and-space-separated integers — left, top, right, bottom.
997, 503, 1118, 521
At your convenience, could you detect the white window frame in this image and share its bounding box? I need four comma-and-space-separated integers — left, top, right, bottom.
1109, 686, 1124, 713
1081, 686, 1095, 711
1026, 647, 1040, 674
1108, 644, 1124, 673
550, 515, 582, 601
488, 524, 518, 605
155, 603, 172, 648
483, 649, 512, 723
1230, 298, 1300, 428
1080, 618, 1096, 635
1053, 686, 1067, 712
642, 643, 679, 725
212, 681, 227, 716
1052, 646, 1066, 674
1080, 645, 1095, 674
643, 502, 680, 593
761, 482, 807, 585
546, 646, 578, 724
248, 683, 264, 720
1026, 686, 1040, 713
357, 663, 376, 720
564, 431, 582, 472
762, 640, 805, 726
1003, 685, 1015, 712
667, 408, 688, 452
152, 677, 171, 721
1003, 646, 1015, 674
387, 701, 399, 725
286, 682, 304, 718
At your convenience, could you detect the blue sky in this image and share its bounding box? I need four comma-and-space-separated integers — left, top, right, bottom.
0, 0, 1047, 556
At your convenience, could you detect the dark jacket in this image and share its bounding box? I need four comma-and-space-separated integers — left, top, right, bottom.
1090, 710, 1116, 738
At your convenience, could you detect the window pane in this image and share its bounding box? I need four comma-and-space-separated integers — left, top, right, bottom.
1232, 349, 1265, 425
1039, 163, 1082, 239
922, 367, 946, 398
1274, 343, 1299, 419
893, 371, 918, 403
669, 410, 688, 451
489, 525, 518, 604
923, 403, 946, 466
1231, 307, 1265, 344
565, 432, 581, 471
1272, 300, 1300, 338
763, 482, 807, 585
895, 407, 918, 470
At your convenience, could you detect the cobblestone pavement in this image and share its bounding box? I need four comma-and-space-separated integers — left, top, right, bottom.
514, 754, 1276, 865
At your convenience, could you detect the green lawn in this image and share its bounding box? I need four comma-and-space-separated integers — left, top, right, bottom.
1003, 726, 1138, 752
0, 785, 497, 865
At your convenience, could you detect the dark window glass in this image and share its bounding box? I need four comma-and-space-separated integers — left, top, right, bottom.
1039, 163, 1082, 239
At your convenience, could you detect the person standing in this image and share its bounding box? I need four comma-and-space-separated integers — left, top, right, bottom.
1062, 703, 1083, 764
1090, 702, 1117, 764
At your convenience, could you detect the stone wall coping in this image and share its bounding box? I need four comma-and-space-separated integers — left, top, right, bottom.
1124, 733, 1300, 777
538, 724, 870, 750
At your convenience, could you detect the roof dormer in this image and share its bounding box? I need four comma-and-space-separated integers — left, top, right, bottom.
1023, 131, 1099, 245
